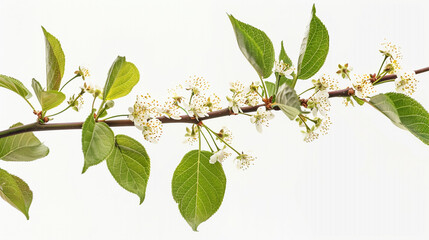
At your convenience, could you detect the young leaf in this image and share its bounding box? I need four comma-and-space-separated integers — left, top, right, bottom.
296, 5, 329, 80
369, 92, 429, 145
0, 74, 32, 99
228, 14, 275, 79
172, 150, 226, 231
274, 84, 302, 120
103, 56, 140, 100
81, 112, 115, 173
0, 123, 49, 161
106, 135, 150, 204
265, 81, 276, 97
42, 26, 65, 91
279, 41, 293, 67
0, 168, 33, 219
31, 79, 65, 111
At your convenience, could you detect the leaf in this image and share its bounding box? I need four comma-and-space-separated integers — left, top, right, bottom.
0, 75, 32, 99
31, 79, 65, 111
353, 95, 365, 106
274, 84, 302, 120
42, 26, 65, 91
228, 14, 275, 79
0, 123, 49, 161
296, 5, 329, 80
0, 168, 33, 219
172, 150, 226, 231
81, 112, 115, 173
106, 135, 150, 204
265, 81, 276, 97
369, 93, 429, 145
279, 41, 293, 67
103, 56, 140, 100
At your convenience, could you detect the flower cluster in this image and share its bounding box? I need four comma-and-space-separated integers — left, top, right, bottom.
351, 74, 376, 98
227, 81, 263, 114
250, 106, 274, 133
274, 60, 295, 78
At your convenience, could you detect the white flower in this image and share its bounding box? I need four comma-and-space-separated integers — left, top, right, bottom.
159, 98, 182, 120
141, 119, 163, 143
168, 84, 186, 103
351, 74, 376, 98
185, 76, 209, 95
83, 82, 102, 97
235, 153, 256, 170
128, 94, 161, 129
186, 95, 210, 119
230, 81, 245, 93
184, 125, 199, 145
309, 90, 330, 117
380, 40, 402, 61
209, 147, 231, 164
250, 106, 275, 133
314, 74, 339, 90
303, 129, 319, 143
227, 95, 245, 114
205, 93, 222, 112
274, 60, 295, 78
75, 66, 90, 80
218, 126, 233, 144
395, 70, 418, 96
68, 95, 84, 112
245, 91, 260, 106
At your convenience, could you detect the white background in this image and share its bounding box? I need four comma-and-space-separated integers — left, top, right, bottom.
1, 0, 429, 239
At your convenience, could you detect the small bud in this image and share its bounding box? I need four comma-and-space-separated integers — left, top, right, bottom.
106, 100, 115, 109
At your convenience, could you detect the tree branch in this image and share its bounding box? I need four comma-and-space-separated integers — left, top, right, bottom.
1, 66, 428, 139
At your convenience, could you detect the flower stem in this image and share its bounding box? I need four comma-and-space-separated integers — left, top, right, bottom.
101, 114, 129, 121
59, 75, 79, 92
298, 86, 316, 96
376, 56, 388, 78
259, 76, 269, 98
203, 124, 240, 155
46, 91, 84, 118
200, 129, 214, 152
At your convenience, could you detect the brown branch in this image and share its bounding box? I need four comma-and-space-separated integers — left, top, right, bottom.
1, 66, 429, 139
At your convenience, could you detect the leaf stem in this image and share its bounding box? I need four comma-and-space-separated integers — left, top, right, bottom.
24, 98, 36, 111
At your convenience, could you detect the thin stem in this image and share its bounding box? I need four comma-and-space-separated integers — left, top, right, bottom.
259, 76, 269, 98
298, 86, 316, 96
91, 95, 97, 110
59, 75, 79, 92
101, 114, 129, 121
274, 73, 281, 95
205, 127, 220, 151
200, 129, 214, 152
203, 124, 240, 155
291, 75, 298, 89
46, 91, 84, 118
198, 126, 202, 154
376, 56, 388, 78
298, 114, 311, 131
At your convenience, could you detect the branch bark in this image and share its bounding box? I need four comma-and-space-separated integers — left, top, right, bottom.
1, 66, 428, 139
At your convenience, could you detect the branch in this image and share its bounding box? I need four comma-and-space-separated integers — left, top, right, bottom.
1, 66, 428, 139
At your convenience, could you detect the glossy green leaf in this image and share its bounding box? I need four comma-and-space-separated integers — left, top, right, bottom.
265, 81, 276, 97
296, 5, 329, 80
0, 123, 49, 161
42, 26, 65, 91
31, 78, 65, 111
172, 150, 226, 231
81, 112, 115, 173
369, 92, 429, 145
103, 56, 140, 100
274, 84, 302, 120
107, 135, 150, 204
0, 168, 33, 219
0, 75, 32, 99
228, 14, 275, 78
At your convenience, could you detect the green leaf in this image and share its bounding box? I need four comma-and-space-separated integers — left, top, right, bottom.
265, 81, 276, 97
274, 84, 302, 120
279, 41, 293, 67
0, 168, 33, 219
103, 56, 140, 100
106, 135, 150, 204
81, 112, 115, 173
0, 75, 32, 99
369, 93, 429, 145
42, 26, 65, 91
31, 79, 65, 111
296, 5, 329, 80
228, 14, 275, 78
353, 95, 365, 106
172, 150, 226, 231
0, 123, 49, 161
